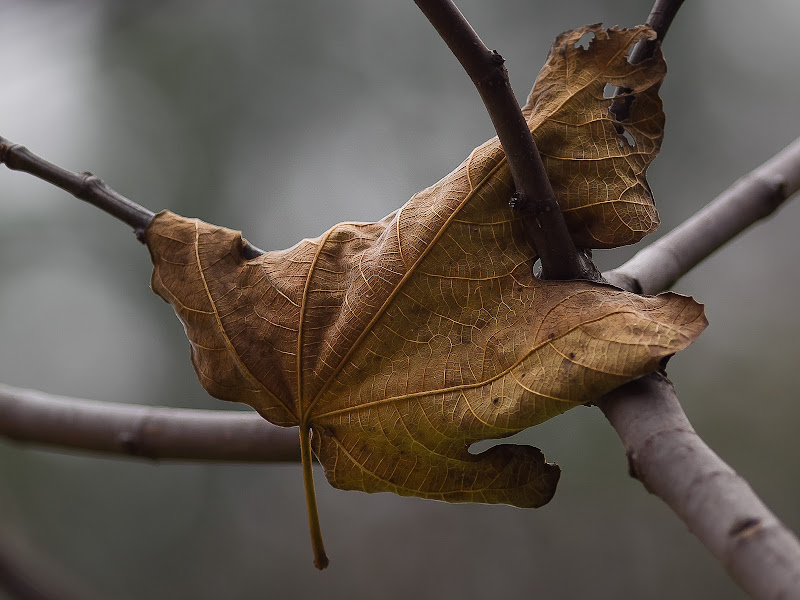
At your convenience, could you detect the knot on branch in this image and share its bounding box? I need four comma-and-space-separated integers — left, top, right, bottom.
476, 51, 509, 90
0, 138, 22, 168
79, 171, 105, 194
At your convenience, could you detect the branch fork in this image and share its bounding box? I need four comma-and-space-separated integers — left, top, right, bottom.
3, 0, 800, 594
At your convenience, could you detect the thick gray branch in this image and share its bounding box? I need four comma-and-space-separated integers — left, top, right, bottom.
598, 374, 800, 599
0, 384, 299, 462
605, 135, 800, 294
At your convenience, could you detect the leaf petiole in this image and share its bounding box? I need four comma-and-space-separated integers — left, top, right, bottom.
299, 425, 329, 570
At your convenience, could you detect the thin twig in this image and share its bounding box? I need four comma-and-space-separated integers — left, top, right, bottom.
0, 136, 264, 257
597, 374, 800, 599
610, 0, 685, 123
0, 384, 300, 462
632, 0, 686, 63
412, 0, 596, 280
0, 137, 154, 242
604, 135, 800, 294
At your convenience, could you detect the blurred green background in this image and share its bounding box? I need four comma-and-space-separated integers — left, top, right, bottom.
1, 1, 799, 598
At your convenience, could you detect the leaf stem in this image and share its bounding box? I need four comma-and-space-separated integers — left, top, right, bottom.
299, 426, 329, 570
412, 0, 597, 281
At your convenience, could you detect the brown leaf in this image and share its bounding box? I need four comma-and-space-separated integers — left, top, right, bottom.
525, 24, 666, 247
144, 25, 703, 568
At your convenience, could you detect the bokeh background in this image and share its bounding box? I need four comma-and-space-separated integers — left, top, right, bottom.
1, 1, 799, 598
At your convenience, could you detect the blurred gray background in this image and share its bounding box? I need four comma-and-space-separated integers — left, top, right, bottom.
1, 1, 799, 598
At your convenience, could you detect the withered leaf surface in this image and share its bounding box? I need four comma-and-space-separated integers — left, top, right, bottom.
144, 25, 704, 567
525, 24, 666, 247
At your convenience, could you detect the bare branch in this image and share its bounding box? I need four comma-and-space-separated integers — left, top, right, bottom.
602, 3, 800, 597
605, 135, 800, 294
0, 384, 300, 462
633, 0, 686, 59
0, 137, 154, 242
3, 2, 798, 593
412, 0, 597, 281
597, 374, 800, 599
610, 0, 685, 122
0, 136, 265, 257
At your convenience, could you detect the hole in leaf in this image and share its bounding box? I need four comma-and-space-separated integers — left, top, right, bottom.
603, 83, 615, 99
532, 258, 543, 278
573, 32, 595, 50
626, 39, 640, 63
617, 127, 636, 149
468, 439, 495, 455
622, 129, 636, 147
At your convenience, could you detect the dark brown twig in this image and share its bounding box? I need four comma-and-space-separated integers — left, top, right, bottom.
0, 137, 154, 242
412, 0, 597, 281
631, 0, 686, 62
610, 0, 685, 123
0, 136, 264, 257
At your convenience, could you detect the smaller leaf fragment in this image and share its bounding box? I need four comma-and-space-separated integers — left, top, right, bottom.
524, 24, 667, 248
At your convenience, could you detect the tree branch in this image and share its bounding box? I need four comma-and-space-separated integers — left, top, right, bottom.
0, 384, 299, 462
597, 374, 800, 599
632, 0, 685, 62
0, 137, 154, 242
412, 0, 597, 281
610, 0, 685, 123
604, 135, 800, 294
0, 136, 265, 257
602, 3, 800, 597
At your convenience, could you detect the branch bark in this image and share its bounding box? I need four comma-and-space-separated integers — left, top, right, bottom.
610, 0, 685, 123
602, 3, 800, 598
0, 384, 299, 462
0, 137, 265, 258
0, 137, 154, 242
597, 374, 800, 599
412, 0, 597, 280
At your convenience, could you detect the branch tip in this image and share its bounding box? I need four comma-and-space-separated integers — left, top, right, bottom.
1, 135, 155, 239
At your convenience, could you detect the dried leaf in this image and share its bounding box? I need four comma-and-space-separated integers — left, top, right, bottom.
144, 25, 705, 568
525, 24, 666, 247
